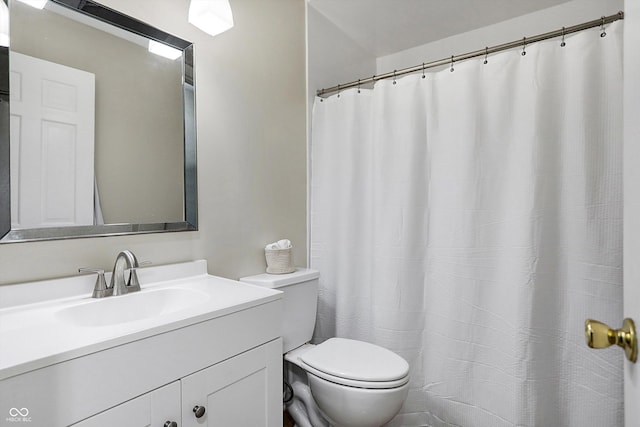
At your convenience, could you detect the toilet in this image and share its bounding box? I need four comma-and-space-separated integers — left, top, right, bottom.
240, 269, 409, 427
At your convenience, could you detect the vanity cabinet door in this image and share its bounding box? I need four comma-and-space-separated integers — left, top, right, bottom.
71, 381, 181, 427
181, 338, 282, 427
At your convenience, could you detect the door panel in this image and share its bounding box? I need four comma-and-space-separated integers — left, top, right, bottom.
9, 51, 95, 228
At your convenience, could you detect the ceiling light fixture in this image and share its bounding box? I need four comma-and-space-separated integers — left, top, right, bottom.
16, 0, 48, 9
148, 40, 182, 60
188, 0, 234, 37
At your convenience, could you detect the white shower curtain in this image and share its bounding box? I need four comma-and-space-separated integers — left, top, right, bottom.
310, 22, 623, 427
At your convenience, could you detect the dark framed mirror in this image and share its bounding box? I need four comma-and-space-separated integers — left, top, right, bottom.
0, 0, 197, 243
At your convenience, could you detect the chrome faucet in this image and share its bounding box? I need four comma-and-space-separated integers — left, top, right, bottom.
110, 250, 142, 296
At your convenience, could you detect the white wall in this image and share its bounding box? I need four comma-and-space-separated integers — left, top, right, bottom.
0, 0, 307, 285
307, 5, 376, 102
377, 0, 624, 74
306, 4, 376, 151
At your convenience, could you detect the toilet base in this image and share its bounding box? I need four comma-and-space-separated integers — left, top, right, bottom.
284, 358, 407, 427
307, 372, 408, 427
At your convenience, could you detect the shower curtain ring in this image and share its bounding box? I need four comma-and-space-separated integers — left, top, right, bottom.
422, 62, 426, 79
484, 47, 489, 64
357, 79, 361, 94
450, 55, 454, 72
600, 16, 607, 37
393, 70, 397, 85
521, 37, 527, 56
560, 27, 566, 47
337, 84, 341, 98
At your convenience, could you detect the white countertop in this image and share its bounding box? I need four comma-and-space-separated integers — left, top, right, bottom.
0, 260, 281, 381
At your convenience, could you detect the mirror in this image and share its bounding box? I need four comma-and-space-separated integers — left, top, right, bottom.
0, 0, 197, 243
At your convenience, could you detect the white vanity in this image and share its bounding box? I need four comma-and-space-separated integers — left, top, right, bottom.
0, 260, 283, 427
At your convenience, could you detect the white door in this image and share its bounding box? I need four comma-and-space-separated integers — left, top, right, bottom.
624, 0, 640, 425
9, 52, 95, 229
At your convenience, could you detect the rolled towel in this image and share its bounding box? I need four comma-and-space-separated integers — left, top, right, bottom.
277, 239, 292, 249
265, 239, 292, 250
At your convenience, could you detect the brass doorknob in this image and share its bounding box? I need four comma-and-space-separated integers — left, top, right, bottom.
585, 318, 637, 363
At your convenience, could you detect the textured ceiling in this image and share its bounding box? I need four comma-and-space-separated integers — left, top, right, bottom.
308, 0, 575, 57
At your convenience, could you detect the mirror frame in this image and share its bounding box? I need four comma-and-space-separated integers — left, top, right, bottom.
0, 0, 198, 243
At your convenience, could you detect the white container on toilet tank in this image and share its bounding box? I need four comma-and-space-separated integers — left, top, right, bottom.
240, 268, 319, 352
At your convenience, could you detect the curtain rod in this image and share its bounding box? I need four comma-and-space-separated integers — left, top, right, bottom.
316, 11, 624, 97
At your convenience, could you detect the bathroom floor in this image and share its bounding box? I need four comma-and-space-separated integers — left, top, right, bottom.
284, 410, 294, 427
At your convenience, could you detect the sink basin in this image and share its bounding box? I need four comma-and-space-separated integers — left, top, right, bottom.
55, 287, 209, 327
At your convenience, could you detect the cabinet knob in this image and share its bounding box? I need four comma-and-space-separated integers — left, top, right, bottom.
164, 422, 177, 427
193, 405, 206, 418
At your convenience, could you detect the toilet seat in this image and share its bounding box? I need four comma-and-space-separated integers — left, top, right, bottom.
298, 338, 410, 389
300, 360, 409, 389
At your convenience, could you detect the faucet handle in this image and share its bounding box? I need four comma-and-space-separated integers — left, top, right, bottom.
78, 267, 112, 298
78, 267, 104, 274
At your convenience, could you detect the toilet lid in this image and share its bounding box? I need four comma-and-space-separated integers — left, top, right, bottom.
300, 338, 409, 382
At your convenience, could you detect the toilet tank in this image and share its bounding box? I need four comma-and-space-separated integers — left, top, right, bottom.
240, 268, 320, 353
